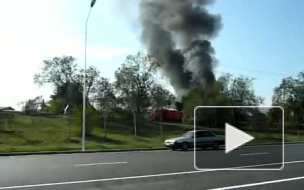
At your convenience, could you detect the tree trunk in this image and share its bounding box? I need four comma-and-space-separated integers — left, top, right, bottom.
68, 116, 71, 139
103, 109, 107, 139
160, 114, 163, 138
233, 108, 237, 126
196, 111, 199, 127
132, 111, 137, 136
213, 109, 217, 128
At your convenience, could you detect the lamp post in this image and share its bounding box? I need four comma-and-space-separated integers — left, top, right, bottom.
82, 0, 97, 152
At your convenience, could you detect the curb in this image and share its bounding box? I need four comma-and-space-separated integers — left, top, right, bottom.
0, 147, 168, 157
1, 141, 304, 157
246, 141, 304, 147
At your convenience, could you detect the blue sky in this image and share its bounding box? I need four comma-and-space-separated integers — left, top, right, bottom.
0, 0, 303, 110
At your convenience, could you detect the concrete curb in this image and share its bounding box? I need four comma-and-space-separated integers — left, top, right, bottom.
218, 141, 304, 149
0, 147, 168, 157
246, 141, 304, 147
1, 141, 304, 157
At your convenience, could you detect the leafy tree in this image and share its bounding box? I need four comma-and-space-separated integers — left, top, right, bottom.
34, 56, 100, 113
266, 107, 283, 128
47, 97, 65, 114
93, 77, 116, 137
182, 80, 229, 127
34, 56, 79, 112
49, 82, 83, 114
218, 73, 264, 106
75, 66, 100, 105
272, 72, 304, 130
73, 106, 98, 136
40, 99, 48, 112
150, 84, 175, 110
34, 56, 78, 87
183, 73, 263, 128
150, 84, 176, 136
218, 73, 264, 126
114, 52, 155, 136
94, 77, 116, 110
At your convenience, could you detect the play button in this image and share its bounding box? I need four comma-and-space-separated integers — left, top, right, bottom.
225, 123, 255, 154
194, 106, 283, 170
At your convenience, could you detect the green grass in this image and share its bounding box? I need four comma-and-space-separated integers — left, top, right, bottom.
0, 113, 303, 153
161, 122, 304, 144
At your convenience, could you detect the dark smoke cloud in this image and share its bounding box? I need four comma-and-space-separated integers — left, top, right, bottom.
139, 0, 222, 98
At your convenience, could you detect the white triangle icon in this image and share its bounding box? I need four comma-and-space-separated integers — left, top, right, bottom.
225, 123, 255, 154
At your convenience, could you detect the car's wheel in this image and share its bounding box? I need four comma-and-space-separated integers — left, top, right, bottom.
213, 141, 219, 150
182, 142, 189, 151
171, 146, 176, 151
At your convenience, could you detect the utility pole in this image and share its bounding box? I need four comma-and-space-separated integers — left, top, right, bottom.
82, 0, 97, 152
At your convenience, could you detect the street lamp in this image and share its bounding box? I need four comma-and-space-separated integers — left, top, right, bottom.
82, 0, 97, 152
91, 0, 97, 7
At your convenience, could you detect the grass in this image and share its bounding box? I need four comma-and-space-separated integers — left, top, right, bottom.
0, 113, 303, 153
160, 122, 304, 144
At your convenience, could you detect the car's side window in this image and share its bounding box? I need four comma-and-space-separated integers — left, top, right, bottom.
202, 131, 215, 137
196, 131, 204, 138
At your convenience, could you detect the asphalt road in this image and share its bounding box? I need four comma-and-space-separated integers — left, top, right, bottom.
0, 143, 303, 190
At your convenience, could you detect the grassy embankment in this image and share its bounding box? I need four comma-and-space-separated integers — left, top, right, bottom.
0, 113, 192, 153
0, 114, 303, 153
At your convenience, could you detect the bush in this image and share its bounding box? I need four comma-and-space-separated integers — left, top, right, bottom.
72, 106, 101, 136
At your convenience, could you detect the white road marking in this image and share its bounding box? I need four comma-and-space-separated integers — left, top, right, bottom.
236, 160, 304, 169
240, 152, 269, 156
1, 160, 304, 189
75, 161, 128, 167
207, 176, 304, 190
198, 159, 299, 171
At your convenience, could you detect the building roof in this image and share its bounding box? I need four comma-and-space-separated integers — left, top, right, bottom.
0, 107, 15, 111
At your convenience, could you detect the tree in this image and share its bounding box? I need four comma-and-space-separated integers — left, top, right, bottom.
182, 80, 229, 127
75, 66, 100, 105
218, 73, 264, 106
218, 73, 264, 127
34, 56, 78, 87
94, 77, 116, 137
114, 52, 156, 136
34, 56, 100, 113
34, 56, 80, 112
150, 84, 176, 137
40, 99, 48, 113
150, 84, 175, 110
272, 72, 304, 131
94, 77, 116, 110
266, 107, 283, 128
48, 82, 83, 114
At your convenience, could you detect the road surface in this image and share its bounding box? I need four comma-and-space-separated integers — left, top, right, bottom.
0, 143, 303, 190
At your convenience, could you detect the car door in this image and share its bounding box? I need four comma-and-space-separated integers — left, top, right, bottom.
201, 131, 216, 146
188, 132, 195, 147
195, 131, 205, 147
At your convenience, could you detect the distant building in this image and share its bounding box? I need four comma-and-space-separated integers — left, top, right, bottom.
0, 107, 15, 111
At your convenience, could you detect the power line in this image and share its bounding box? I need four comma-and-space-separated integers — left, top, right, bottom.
65, 32, 85, 35
218, 64, 293, 77
125, 49, 297, 78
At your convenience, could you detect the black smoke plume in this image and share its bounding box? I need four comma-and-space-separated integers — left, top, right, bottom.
139, 0, 222, 98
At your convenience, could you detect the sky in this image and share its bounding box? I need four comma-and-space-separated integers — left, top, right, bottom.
0, 0, 303, 110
